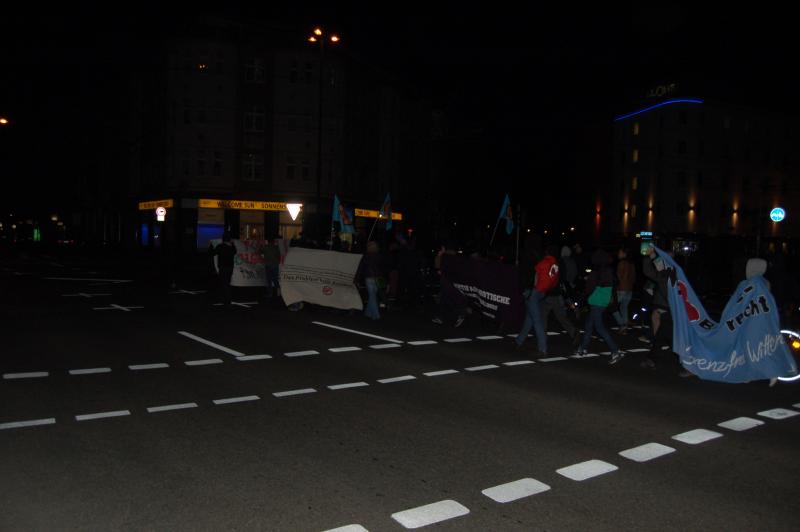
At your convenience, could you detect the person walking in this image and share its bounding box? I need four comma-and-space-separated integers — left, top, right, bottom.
575, 248, 624, 364
212, 233, 237, 305
612, 247, 636, 334
362, 241, 383, 320
515, 245, 560, 356
542, 245, 578, 342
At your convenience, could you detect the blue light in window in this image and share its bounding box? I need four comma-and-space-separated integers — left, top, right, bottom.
614, 99, 704, 122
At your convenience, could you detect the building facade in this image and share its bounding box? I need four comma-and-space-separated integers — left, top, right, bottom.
608, 90, 799, 253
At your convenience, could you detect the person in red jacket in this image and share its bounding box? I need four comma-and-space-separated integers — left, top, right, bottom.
515, 246, 560, 355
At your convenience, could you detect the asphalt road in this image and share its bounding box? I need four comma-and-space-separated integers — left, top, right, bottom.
1, 254, 799, 531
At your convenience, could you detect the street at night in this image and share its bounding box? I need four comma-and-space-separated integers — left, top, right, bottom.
2, 258, 799, 531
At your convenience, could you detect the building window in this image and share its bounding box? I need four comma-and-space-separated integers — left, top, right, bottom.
632, 176, 638, 191
244, 106, 265, 132
245, 58, 264, 83
242, 154, 264, 181
286, 157, 296, 180
677, 140, 687, 154
633, 122, 639, 136
301, 159, 310, 180
213, 152, 222, 176
632, 149, 639, 163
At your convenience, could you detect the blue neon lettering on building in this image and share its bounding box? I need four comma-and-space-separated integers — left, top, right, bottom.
614, 99, 704, 122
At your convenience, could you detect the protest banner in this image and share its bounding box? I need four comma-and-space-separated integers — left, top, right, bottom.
280, 248, 363, 310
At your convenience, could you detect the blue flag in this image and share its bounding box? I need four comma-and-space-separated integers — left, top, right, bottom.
497, 194, 513, 235
332, 194, 342, 224
379, 193, 392, 230
332, 194, 355, 234
654, 247, 797, 383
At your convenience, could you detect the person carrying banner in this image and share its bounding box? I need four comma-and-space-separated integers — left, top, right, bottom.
575, 249, 624, 363
515, 245, 559, 355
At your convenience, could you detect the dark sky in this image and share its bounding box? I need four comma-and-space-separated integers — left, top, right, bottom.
1, 3, 796, 222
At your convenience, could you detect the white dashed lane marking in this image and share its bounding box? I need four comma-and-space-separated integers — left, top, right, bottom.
236, 354, 272, 361
408, 340, 438, 346
323, 526, 368, 532
328, 382, 370, 390
391, 499, 470, 529
129, 363, 169, 371
213, 395, 260, 405
147, 403, 198, 413
328, 347, 362, 353
671, 429, 723, 445
424, 369, 459, 377
538, 357, 569, 362
68, 368, 111, 375
75, 410, 131, 422
3, 372, 49, 380
312, 321, 404, 344
444, 338, 472, 343
503, 360, 535, 366
0, 418, 56, 430
482, 478, 551, 503
476, 335, 503, 340
184, 359, 224, 366
378, 375, 416, 384
619, 443, 676, 462
284, 350, 319, 357
465, 364, 499, 372
757, 408, 799, 420
273, 388, 317, 398
557, 460, 619, 481
718, 417, 765, 431
370, 343, 402, 349
177, 330, 246, 357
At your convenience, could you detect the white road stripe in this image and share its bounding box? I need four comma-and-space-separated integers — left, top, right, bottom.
391, 499, 469, 529
571, 354, 600, 359
482, 478, 551, 503
129, 363, 169, 370
444, 338, 472, 343
329, 346, 362, 353
718, 417, 765, 431
184, 359, 224, 366
476, 335, 503, 340
370, 343, 402, 349
69, 367, 111, 375
284, 350, 319, 357
557, 460, 618, 481
671, 428, 723, 445
619, 443, 676, 462
627, 348, 651, 352
147, 403, 198, 413
236, 355, 272, 361
503, 360, 535, 366
312, 321, 404, 344
378, 375, 416, 384
273, 388, 317, 397
465, 364, 499, 372
3, 372, 49, 379
328, 382, 370, 390
0, 418, 56, 430
177, 331, 246, 357
757, 408, 799, 420
76, 410, 131, 422
213, 395, 260, 405
538, 357, 569, 362
546, 331, 561, 336
44, 277, 132, 283
323, 525, 368, 532
408, 340, 438, 346
424, 369, 459, 377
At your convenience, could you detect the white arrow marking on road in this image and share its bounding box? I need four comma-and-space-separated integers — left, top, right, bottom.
177, 331, 246, 357
482, 478, 551, 503
0, 418, 56, 430
671, 429, 723, 445
619, 443, 676, 462
718, 417, 765, 431
557, 460, 619, 481
312, 321, 404, 344
391, 500, 470, 529
62, 293, 111, 298
92, 304, 143, 312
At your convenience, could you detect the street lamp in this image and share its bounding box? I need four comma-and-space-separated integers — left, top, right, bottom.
308, 27, 340, 234
0, 117, 9, 125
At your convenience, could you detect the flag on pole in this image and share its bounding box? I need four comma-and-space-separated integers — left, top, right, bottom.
379, 193, 393, 230
497, 194, 514, 235
332, 194, 342, 224
332, 194, 355, 233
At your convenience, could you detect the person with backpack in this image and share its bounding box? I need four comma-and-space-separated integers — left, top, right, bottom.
515, 245, 560, 356
542, 244, 579, 343
574, 248, 624, 364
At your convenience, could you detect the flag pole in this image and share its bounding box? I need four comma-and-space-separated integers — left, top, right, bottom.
488, 218, 500, 248
367, 215, 380, 242
515, 203, 521, 265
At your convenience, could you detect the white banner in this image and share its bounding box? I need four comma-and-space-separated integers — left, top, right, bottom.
211, 239, 289, 287
280, 248, 364, 310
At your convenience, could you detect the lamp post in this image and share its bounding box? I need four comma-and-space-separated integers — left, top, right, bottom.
308, 27, 340, 237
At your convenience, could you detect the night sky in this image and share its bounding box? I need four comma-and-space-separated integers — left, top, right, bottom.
1, 4, 795, 231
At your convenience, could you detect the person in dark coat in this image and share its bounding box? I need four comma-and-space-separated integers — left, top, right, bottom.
575, 249, 623, 363
212, 233, 237, 305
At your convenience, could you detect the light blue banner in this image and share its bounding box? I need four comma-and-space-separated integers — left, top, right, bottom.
655, 248, 797, 383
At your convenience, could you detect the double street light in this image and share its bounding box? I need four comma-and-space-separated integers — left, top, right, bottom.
308, 27, 340, 234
